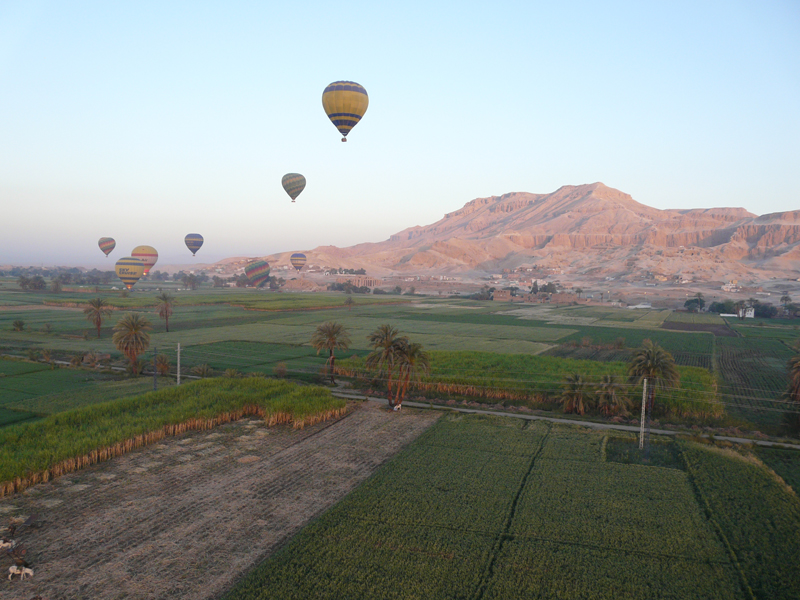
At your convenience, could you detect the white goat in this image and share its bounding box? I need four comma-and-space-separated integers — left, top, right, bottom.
8, 565, 33, 580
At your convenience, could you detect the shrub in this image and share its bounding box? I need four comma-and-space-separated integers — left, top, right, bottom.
274, 362, 288, 378
12, 320, 24, 332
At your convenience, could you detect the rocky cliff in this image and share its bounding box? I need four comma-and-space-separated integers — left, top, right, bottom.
265, 183, 800, 281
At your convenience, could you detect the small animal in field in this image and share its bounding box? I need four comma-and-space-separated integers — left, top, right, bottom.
8, 565, 34, 580
0, 538, 16, 550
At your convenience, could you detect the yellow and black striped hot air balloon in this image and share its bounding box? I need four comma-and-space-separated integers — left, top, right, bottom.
282, 174, 306, 203
115, 257, 144, 290
290, 253, 307, 273
322, 81, 368, 142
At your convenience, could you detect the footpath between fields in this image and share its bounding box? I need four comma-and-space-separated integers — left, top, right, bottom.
331, 391, 800, 451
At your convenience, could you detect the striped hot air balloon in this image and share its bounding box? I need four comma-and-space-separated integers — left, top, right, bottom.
290, 253, 307, 273
282, 174, 306, 203
322, 81, 368, 142
115, 257, 145, 290
185, 233, 204, 256
244, 260, 270, 288
98, 237, 116, 257
131, 245, 158, 275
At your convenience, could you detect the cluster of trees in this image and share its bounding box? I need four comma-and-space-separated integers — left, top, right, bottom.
310, 322, 430, 409
707, 297, 784, 319
328, 268, 366, 275
328, 282, 371, 294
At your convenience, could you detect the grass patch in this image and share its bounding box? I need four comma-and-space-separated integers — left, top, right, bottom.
0, 378, 345, 496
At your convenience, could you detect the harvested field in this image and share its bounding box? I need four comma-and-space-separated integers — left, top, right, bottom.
661, 320, 737, 337
0, 402, 439, 600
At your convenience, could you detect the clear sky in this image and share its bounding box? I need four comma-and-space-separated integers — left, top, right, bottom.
1, 0, 798, 268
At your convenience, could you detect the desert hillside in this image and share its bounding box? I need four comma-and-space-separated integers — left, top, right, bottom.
258, 183, 800, 282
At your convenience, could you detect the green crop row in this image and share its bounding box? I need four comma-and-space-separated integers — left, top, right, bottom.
680, 442, 800, 599
225, 416, 755, 599
0, 378, 345, 485
754, 447, 800, 492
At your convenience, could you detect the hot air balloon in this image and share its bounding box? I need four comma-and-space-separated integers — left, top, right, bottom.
322, 81, 368, 142
98, 237, 116, 257
131, 245, 158, 276
115, 257, 145, 290
244, 260, 270, 288
290, 253, 307, 273
185, 233, 204, 256
282, 174, 306, 203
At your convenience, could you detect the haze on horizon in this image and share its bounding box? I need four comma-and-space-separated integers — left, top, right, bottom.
1, 0, 798, 269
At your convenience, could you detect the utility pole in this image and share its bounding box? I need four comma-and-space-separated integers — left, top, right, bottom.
176, 343, 181, 385
153, 347, 157, 391
639, 378, 647, 451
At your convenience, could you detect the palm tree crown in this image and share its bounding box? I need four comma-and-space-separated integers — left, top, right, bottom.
311, 322, 351, 383
394, 341, 430, 407
596, 374, 629, 416
155, 292, 175, 332
627, 339, 680, 391
365, 325, 408, 402
84, 297, 113, 338
560, 373, 591, 415
112, 313, 152, 371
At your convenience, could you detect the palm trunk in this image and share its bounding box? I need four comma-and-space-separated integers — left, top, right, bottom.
387, 364, 394, 404
96, 319, 102, 338
165, 314, 169, 333
329, 350, 336, 384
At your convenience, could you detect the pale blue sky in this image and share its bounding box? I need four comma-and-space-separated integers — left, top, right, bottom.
1, 0, 798, 267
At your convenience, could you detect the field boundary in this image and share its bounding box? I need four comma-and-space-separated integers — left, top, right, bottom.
332, 392, 800, 450
0, 403, 349, 499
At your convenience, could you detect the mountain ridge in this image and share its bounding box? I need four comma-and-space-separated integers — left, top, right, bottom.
260, 183, 799, 281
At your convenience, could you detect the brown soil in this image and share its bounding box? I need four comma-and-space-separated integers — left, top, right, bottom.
0, 402, 439, 600
660, 321, 738, 337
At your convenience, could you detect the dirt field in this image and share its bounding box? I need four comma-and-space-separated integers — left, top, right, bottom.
661, 321, 737, 336
0, 402, 440, 600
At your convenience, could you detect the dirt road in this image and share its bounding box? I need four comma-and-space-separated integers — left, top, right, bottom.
0, 403, 439, 599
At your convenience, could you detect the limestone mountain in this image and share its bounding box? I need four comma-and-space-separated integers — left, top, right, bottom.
265, 183, 800, 282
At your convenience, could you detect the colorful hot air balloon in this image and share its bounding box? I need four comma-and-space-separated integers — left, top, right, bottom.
185, 233, 204, 256
98, 237, 116, 257
290, 253, 307, 273
131, 245, 158, 276
322, 81, 368, 142
244, 260, 270, 288
282, 174, 306, 203
115, 257, 144, 290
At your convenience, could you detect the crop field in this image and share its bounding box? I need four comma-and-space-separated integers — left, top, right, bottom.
681, 443, 800, 599
225, 415, 800, 599
715, 337, 794, 428
2, 287, 798, 432
0, 406, 37, 427
754, 446, 800, 491
0, 402, 439, 600
337, 350, 722, 418
666, 311, 725, 324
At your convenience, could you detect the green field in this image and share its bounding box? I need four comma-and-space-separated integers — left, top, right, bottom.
225, 414, 800, 599
1, 286, 798, 434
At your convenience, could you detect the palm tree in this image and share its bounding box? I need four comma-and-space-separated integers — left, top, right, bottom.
560, 373, 591, 415
781, 294, 791, 308
311, 322, 351, 384
112, 314, 152, 374
155, 354, 170, 376
393, 342, 430, 409
84, 298, 113, 338
155, 292, 175, 332
365, 325, 408, 404
628, 340, 680, 456
575, 288, 583, 299
595, 374, 629, 416
191, 364, 214, 378
344, 296, 355, 311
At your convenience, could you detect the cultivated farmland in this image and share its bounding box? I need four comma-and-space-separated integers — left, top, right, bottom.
225, 415, 800, 599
